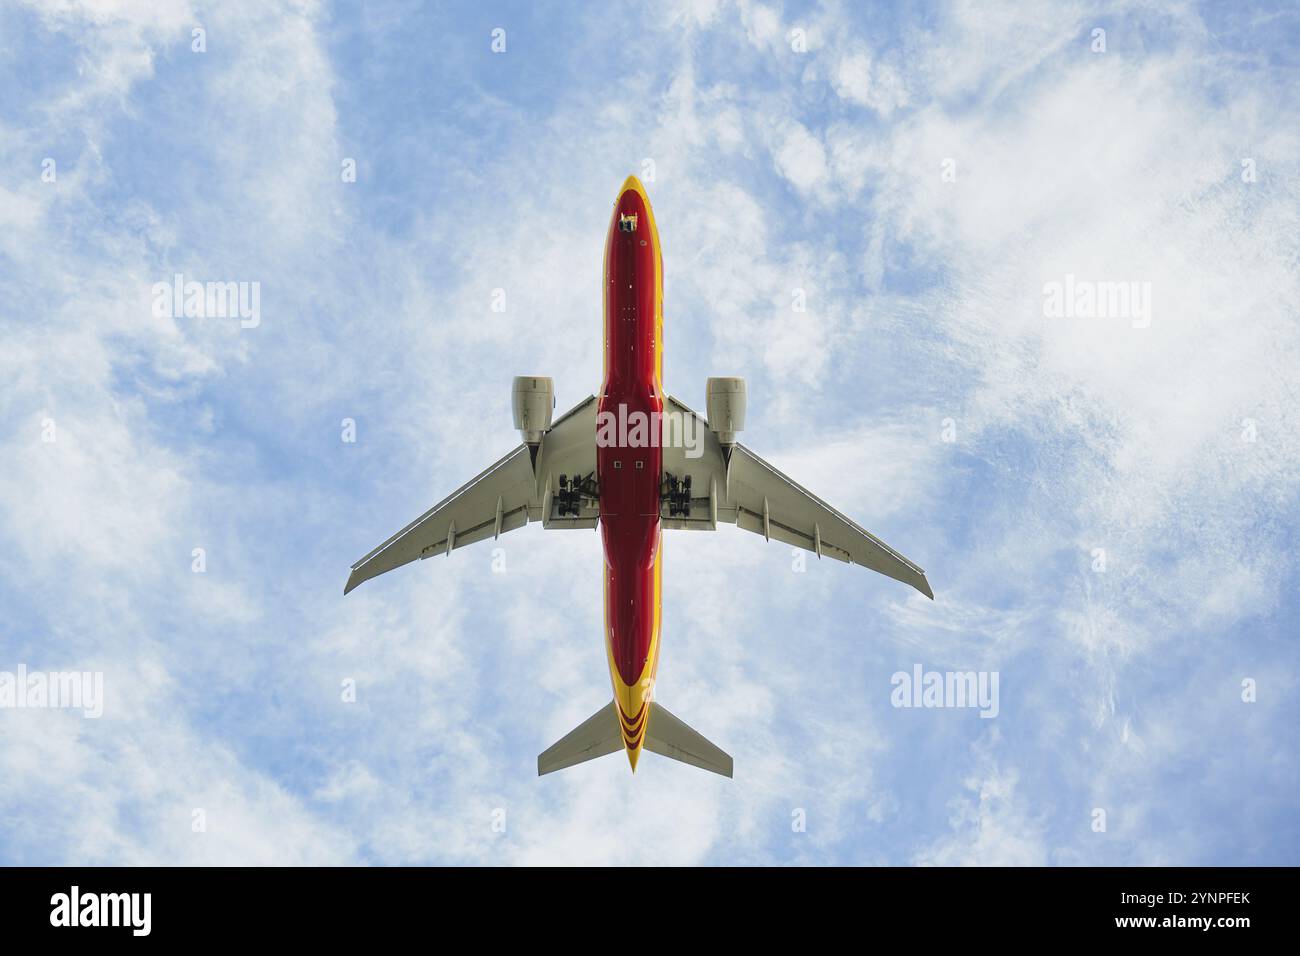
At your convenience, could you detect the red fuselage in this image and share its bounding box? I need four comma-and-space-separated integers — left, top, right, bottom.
598, 177, 664, 768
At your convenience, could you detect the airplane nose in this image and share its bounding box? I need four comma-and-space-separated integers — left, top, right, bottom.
620, 174, 644, 195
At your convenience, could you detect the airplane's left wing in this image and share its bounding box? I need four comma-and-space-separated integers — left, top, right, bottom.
345, 395, 598, 594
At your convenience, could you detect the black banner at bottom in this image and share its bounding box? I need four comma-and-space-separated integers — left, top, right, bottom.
0, 866, 1281, 942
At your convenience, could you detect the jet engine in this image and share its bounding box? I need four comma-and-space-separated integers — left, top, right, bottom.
512, 376, 555, 446
706, 376, 746, 448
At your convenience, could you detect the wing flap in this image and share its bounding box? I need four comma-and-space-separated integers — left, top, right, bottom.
734, 507, 852, 563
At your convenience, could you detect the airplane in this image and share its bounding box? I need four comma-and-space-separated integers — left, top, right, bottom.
344, 175, 933, 778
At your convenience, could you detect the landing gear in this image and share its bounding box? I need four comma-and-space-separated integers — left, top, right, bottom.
557, 473, 590, 518
663, 474, 692, 517
557, 474, 578, 517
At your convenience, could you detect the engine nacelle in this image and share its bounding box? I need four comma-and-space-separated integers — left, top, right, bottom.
706, 376, 746, 447
512, 376, 555, 446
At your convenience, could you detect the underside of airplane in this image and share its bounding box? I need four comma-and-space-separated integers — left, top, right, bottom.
345, 176, 933, 778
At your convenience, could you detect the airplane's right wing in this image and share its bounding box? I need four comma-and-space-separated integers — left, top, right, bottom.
725, 442, 933, 598
345, 395, 599, 594
660, 395, 933, 599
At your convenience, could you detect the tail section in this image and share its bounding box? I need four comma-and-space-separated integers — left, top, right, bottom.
537, 701, 733, 778
644, 704, 733, 777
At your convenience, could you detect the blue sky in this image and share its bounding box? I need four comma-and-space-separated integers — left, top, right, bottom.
1, 0, 1298, 864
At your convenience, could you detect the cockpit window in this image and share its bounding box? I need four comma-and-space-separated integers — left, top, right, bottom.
618, 213, 638, 233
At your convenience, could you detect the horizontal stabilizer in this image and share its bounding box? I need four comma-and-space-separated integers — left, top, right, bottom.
644, 704, 733, 777
537, 703, 623, 775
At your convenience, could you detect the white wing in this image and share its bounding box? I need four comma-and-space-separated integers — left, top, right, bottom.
661, 395, 933, 599
345, 395, 599, 594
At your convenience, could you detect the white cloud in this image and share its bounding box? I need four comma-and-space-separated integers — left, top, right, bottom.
915, 763, 1049, 866
833, 48, 909, 115
773, 120, 828, 193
